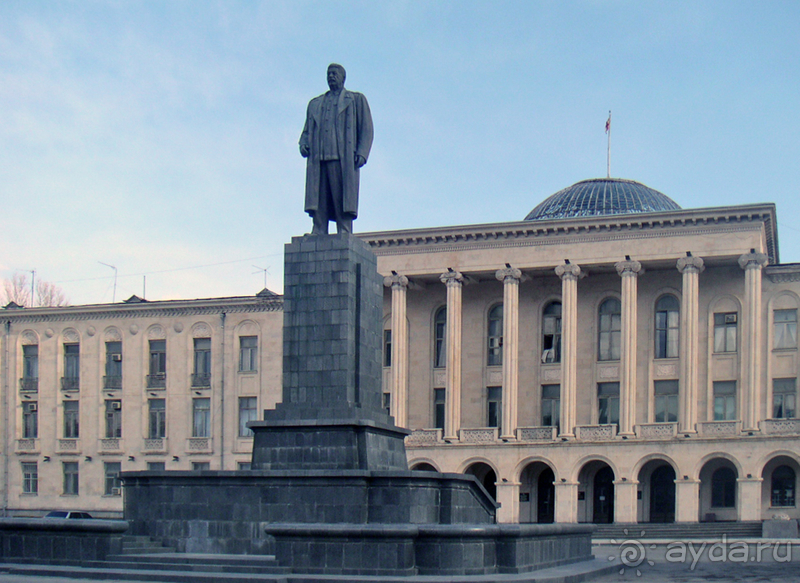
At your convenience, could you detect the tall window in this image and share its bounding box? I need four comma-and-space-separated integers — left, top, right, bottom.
63, 461, 79, 495
774, 309, 798, 349
239, 336, 258, 372
713, 381, 737, 421
105, 400, 122, 438
771, 465, 796, 507
598, 382, 620, 425
63, 401, 79, 438
713, 313, 737, 353
433, 307, 446, 368
148, 399, 166, 438
383, 330, 392, 367
598, 299, 622, 361
192, 398, 210, 438
22, 345, 38, 391
433, 388, 445, 430
62, 344, 79, 390
22, 402, 38, 439
148, 340, 167, 387
487, 386, 501, 428
104, 341, 122, 389
773, 378, 797, 419
541, 384, 560, 429
238, 397, 257, 437
654, 380, 679, 423
193, 338, 211, 387
711, 467, 736, 508
655, 295, 680, 359
541, 302, 562, 363
22, 462, 38, 494
487, 304, 503, 366
104, 462, 121, 496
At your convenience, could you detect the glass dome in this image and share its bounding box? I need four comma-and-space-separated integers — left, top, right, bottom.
524, 178, 680, 221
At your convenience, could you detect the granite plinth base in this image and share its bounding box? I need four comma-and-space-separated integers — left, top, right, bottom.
250, 418, 410, 471
0, 518, 127, 562
122, 469, 497, 555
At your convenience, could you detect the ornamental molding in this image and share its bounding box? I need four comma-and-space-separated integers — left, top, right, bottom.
555, 262, 584, 281
495, 266, 522, 283
654, 363, 679, 378
104, 327, 122, 342
615, 259, 643, 277
147, 326, 166, 340
677, 255, 705, 274
21, 331, 38, 345
62, 328, 80, 343
192, 322, 211, 338
439, 269, 465, 287
383, 274, 410, 289
738, 251, 769, 270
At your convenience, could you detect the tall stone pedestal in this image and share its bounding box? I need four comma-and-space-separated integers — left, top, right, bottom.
250, 234, 409, 471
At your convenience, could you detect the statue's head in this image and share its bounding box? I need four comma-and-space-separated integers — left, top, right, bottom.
327, 64, 346, 91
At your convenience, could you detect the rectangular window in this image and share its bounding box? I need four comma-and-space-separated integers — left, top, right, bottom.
774, 309, 798, 350
713, 381, 737, 421
62, 344, 80, 390
148, 340, 167, 387
192, 338, 211, 387
434, 388, 445, 430
22, 462, 38, 494
487, 386, 502, 428
654, 380, 679, 423
22, 345, 38, 391
192, 462, 210, 471
22, 401, 38, 439
238, 397, 257, 437
147, 461, 165, 471
148, 398, 166, 438
105, 400, 122, 438
192, 398, 210, 438
104, 341, 122, 388
239, 336, 258, 372
63, 461, 79, 495
541, 384, 560, 429
598, 382, 620, 425
713, 313, 738, 353
773, 378, 797, 419
383, 330, 392, 367
63, 401, 79, 438
104, 462, 121, 495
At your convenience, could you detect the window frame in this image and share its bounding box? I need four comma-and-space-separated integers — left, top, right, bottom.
713, 312, 738, 353
487, 304, 503, 366
238, 396, 258, 437
774, 309, 798, 350
541, 302, 562, 364
22, 462, 38, 495
192, 397, 211, 438
148, 398, 166, 439
598, 298, 622, 361
239, 336, 258, 372
104, 462, 121, 496
713, 381, 737, 421
486, 386, 502, 428
62, 461, 79, 496
541, 384, 560, 429
22, 401, 38, 439
654, 295, 680, 359
771, 465, 796, 508
773, 378, 797, 419
433, 388, 445, 430
654, 380, 679, 423
105, 400, 122, 438
433, 307, 447, 369
63, 400, 79, 439
597, 382, 620, 426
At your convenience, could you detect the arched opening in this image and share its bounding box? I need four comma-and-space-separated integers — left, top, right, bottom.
465, 462, 497, 501
637, 461, 676, 523
761, 455, 800, 520
577, 460, 615, 523
411, 462, 438, 472
518, 461, 555, 523
699, 458, 738, 522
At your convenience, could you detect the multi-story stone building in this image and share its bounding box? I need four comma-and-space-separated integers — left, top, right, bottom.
2, 176, 799, 527
0, 291, 283, 517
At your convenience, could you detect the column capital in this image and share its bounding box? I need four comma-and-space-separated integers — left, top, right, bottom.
495, 266, 522, 283
615, 258, 643, 277
383, 273, 409, 289
738, 251, 768, 271
440, 269, 464, 287
555, 262, 583, 281
677, 255, 705, 274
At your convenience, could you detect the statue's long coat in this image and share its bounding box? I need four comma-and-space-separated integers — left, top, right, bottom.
299, 89, 373, 218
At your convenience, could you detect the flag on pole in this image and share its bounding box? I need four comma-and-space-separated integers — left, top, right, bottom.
605, 111, 611, 133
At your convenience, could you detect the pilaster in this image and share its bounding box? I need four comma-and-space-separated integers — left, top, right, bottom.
739, 250, 768, 432
615, 258, 643, 437
677, 254, 704, 434
440, 269, 465, 441
496, 266, 522, 440
384, 274, 410, 428
555, 262, 583, 438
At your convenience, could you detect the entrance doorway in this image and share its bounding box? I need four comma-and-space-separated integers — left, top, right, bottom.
593, 466, 614, 523
649, 464, 676, 523
537, 467, 555, 523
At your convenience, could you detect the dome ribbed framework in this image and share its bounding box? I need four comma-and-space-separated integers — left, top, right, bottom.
524, 178, 680, 221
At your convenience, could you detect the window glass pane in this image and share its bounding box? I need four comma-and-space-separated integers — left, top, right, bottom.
434, 308, 446, 368
239, 397, 257, 437
192, 398, 210, 437
239, 336, 258, 372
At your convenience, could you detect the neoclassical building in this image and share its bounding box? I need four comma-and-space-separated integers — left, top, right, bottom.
2, 177, 799, 527
367, 178, 800, 525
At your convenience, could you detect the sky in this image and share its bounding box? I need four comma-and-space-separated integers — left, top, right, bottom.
1, 1, 799, 306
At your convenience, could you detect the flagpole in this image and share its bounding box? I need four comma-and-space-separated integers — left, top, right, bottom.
606, 110, 611, 178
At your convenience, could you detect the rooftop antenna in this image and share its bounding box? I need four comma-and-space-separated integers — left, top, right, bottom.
29, 269, 35, 307
252, 265, 271, 290
605, 110, 612, 178
98, 262, 118, 303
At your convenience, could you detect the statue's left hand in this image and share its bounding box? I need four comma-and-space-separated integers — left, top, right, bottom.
355, 154, 366, 169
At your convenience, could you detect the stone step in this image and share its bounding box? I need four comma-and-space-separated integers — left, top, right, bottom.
593, 521, 763, 539
106, 552, 283, 569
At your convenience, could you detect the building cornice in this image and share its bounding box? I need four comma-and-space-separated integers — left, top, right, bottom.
1, 295, 283, 324
765, 264, 800, 284
359, 204, 779, 264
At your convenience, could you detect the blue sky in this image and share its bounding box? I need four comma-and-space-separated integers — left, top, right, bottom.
2, 1, 799, 305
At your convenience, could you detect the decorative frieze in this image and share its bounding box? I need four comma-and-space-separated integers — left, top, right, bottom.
406, 429, 442, 444
516, 426, 557, 441
576, 424, 617, 441
636, 423, 678, 439
460, 428, 498, 443
697, 420, 741, 436
761, 419, 800, 435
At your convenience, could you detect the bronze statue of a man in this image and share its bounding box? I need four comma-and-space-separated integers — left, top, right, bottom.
299, 64, 373, 235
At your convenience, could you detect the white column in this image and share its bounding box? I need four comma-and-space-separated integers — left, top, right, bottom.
738, 250, 768, 432
677, 254, 704, 434
440, 269, 464, 441
555, 262, 583, 438
615, 258, 643, 437
383, 273, 409, 428
496, 266, 522, 440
